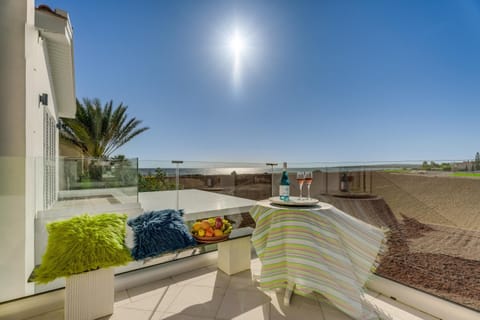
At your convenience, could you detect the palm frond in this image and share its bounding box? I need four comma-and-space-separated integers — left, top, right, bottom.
60, 98, 149, 159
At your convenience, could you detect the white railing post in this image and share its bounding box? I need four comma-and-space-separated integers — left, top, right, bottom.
266, 163, 278, 197
172, 160, 183, 210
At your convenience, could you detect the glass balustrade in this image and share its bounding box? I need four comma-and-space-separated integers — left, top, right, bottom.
1, 156, 478, 313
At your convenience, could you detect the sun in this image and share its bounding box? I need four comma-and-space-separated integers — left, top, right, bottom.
229, 29, 246, 58
224, 26, 251, 92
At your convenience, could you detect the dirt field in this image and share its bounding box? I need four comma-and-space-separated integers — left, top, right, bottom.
371, 172, 480, 230
321, 172, 480, 311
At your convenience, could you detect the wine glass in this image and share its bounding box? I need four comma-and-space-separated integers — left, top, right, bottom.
296, 172, 305, 200
304, 171, 313, 200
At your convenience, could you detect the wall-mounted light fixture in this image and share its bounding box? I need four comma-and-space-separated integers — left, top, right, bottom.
56, 120, 62, 130
39, 93, 48, 106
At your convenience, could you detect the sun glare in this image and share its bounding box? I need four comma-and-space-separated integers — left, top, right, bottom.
230, 30, 246, 57
227, 28, 249, 92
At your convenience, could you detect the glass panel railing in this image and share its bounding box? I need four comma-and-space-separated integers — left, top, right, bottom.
33, 156, 140, 295
2, 156, 479, 314
176, 161, 269, 229
138, 157, 479, 312
0, 156, 36, 302
303, 160, 480, 312
110, 160, 268, 274
57, 156, 138, 207
137, 160, 269, 224
369, 161, 479, 312
178, 160, 271, 198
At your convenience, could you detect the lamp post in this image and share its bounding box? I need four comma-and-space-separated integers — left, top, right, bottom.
172, 160, 183, 210
266, 163, 278, 197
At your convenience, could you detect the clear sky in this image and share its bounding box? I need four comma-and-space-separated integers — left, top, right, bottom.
43, 0, 480, 163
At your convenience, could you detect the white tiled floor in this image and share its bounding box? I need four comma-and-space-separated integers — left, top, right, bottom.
25, 258, 439, 320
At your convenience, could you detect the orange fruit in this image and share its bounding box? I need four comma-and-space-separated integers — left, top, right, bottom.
214, 229, 223, 237
193, 222, 202, 231
205, 230, 214, 237
200, 221, 210, 230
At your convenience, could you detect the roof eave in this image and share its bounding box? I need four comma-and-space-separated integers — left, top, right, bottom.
35, 7, 76, 119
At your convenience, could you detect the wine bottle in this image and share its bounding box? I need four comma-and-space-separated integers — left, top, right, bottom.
279, 162, 290, 201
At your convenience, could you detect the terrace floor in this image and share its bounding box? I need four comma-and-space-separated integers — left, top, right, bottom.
24, 258, 440, 320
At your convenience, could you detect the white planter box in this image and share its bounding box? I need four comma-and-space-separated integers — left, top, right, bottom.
217, 237, 251, 275
65, 268, 114, 320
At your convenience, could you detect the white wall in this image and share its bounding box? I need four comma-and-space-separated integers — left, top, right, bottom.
0, 0, 60, 302
0, 0, 29, 303
26, 0, 61, 299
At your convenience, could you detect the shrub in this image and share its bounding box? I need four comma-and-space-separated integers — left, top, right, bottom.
138, 168, 177, 192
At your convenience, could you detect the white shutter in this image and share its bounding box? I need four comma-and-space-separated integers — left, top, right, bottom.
43, 110, 57, 209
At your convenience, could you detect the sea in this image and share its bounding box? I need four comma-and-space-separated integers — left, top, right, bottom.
138, 167, 271, 177
135, 158, 435, 177
138, 162, 424, 177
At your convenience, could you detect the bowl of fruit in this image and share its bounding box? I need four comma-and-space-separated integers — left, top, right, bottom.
191, 216, 233, 243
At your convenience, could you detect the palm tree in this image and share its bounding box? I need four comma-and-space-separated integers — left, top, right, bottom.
60, 98, 149, 159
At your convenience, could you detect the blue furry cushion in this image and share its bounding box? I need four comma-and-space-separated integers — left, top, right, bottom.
128, 209, 197, 260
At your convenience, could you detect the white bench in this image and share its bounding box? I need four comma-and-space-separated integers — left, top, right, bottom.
29, 227, 254, 320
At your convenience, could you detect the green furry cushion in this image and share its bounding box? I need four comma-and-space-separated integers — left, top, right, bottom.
34, 213, 132, 284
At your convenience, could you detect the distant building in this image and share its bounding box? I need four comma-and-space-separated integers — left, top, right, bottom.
451, 161, 473, 172
0, 0, 75, 301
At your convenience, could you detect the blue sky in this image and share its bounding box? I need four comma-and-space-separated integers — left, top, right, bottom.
43, 0, 480, 163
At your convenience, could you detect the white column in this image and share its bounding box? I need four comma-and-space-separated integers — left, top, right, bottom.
217, 237, 251, 275
0, 0, 31, 302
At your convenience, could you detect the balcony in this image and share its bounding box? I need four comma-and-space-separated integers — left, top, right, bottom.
1, 158, 479, 319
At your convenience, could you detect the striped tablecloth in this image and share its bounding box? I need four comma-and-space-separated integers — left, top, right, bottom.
250, 200, 388, 320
